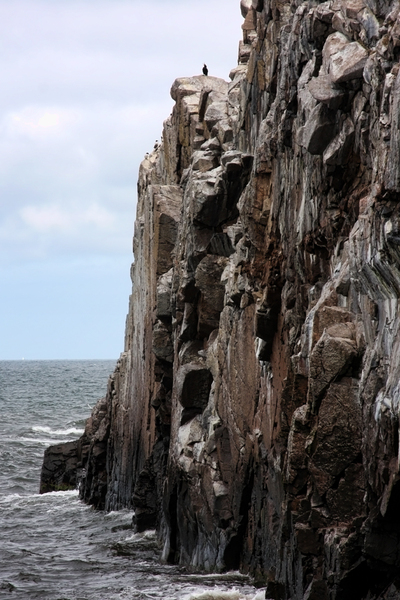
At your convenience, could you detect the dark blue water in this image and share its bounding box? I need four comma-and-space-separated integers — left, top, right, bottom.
0, 360, 262, 600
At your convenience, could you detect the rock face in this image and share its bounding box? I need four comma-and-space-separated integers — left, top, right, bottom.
43, 1, 400, 597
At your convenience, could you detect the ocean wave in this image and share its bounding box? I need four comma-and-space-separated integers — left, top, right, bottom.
182, 591, 265, 600
32, 425, 84, 436
0, 489, 79, 506
182, 590, 241, 600
18, 437, 71, 446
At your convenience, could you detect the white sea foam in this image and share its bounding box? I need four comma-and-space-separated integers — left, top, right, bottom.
182, 589, 265, 600
19, 436, 73, 446
32, 425, 84, 436
0, 489, 79, 506
182, 590, 241, 600
123, 529, 156, 542
104, 509, 136, 520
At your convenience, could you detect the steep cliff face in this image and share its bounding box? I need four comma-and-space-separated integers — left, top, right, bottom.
77, 1, 400, 597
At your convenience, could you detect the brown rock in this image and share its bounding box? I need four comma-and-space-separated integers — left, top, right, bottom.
309, 379, 362, 495
195, 255, 227, 337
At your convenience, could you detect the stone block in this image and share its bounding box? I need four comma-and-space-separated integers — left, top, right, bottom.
358, 8, 379, 42
326, 38, 369, 84
314, 2, 335, 24
200, 137, 221, 151
204, 102, 228, 130
195, 255, 228, 337
323, 116, 355, 165
207, 233, 234, 257
302, 103, 336, 155
156, 269, 173, 319
40, 440, 79, 494
176, 363, 213, 423
326, 463, 365, 520
308, 73, 347, 110
295, 524, 322, 555
311, 305, 354, 347
192, 151, 219, 173
153, 185, 182, 277
344, 0, 366, 19
152, 321, 173, 363
322, 31, 350, 66
192, 177, 226, 227
309, 378, 362, 495
309, 330, 357, 401
242, 7, 256, 30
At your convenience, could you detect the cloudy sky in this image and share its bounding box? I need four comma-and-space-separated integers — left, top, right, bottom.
0, 0, 243, 360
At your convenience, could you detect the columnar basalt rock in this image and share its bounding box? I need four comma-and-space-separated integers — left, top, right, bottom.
41, 1, 400, 598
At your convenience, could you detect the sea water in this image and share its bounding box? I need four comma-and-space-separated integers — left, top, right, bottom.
0, 360, 263, 600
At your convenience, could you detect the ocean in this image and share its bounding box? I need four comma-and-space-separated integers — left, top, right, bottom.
0, 360, 262, 600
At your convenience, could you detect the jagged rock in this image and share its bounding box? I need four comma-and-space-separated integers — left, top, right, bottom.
176, 363, 213, 423
46, 2, 400, 597
156, 269, 173, 319
240, 0, 252, 18
323, 116, 355, 165
344, 0, 366, 20
309, 329, 358, 404
315, 2, 335, 24
195, 255, 228, 337
207, 233, 234, 257
323, 32, 369, 84
308, 72, 347, 110
301, 103, 336, 154
200, 137, 221, 151
358, 8, 380, 42
192, 150, 219, 172
190, 170, 227, 227
309, 378, 362, 495
40, 441, 79, 494
152, 321, 173, 362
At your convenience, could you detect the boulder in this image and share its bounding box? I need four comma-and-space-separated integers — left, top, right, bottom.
308, 72, 347, 110
309, 330, 358, 403
40, 441, 78, 494
323, 33, 368, 84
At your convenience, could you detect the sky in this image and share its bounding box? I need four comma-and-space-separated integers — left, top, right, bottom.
0, 0, 243, 360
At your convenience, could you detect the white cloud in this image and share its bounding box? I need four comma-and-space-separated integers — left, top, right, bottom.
3, 106, 80, 140
20, 202, 114, 232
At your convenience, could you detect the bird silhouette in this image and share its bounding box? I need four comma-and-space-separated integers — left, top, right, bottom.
202, 64, 208, 76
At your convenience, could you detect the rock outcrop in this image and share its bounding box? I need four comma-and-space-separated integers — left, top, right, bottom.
42, 1, 400, 597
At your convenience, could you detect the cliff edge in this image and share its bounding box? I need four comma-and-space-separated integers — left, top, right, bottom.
42, 0, 400, 598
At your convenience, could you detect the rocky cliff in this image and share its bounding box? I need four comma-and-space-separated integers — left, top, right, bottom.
42, 0, 400, 598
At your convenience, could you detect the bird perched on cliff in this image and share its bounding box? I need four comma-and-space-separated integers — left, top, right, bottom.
202, 64, 208, 76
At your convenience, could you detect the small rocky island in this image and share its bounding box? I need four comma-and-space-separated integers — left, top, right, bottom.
41, 1, 400, 598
